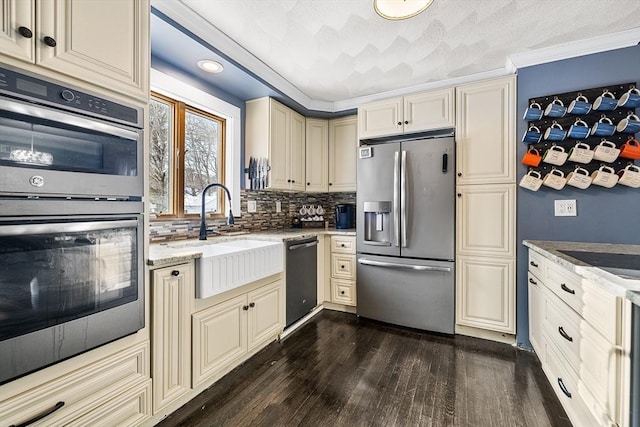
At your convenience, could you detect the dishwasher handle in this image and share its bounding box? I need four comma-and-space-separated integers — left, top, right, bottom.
358, 258, 451, 272
288, 240, 319, 251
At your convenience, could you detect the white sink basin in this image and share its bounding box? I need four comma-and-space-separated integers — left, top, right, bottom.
185, 239, 283, 299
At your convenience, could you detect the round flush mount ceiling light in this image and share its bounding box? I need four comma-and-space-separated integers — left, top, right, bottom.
374, 0, 434, 20
197, 60, 224, 73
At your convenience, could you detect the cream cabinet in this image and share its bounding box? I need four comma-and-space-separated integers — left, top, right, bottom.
330, 236, 356, 306
455, 255, 515, 333
246, 97, 306, 191
151, 263, 194, 413
328, 116, 357, 192
455, 76, 516, 338
357, 88, 454, 139
192, 278, 283, 387
455, 76, 516, 184
305, 118, 329, 192
0, 0, 149, 101
0, 342, 151, 426
527, 248, 631, 427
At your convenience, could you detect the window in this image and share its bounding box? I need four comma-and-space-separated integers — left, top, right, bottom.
149, 92, 226, 217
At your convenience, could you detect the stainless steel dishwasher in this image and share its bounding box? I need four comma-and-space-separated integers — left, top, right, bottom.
286, 236, 318, 327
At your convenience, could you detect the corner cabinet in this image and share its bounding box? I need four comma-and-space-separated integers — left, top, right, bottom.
0, 0, 149, 102
151, 263, 194, 413
246, 97, 305, 191
455, 76, 516, 338
192, 278, 284, 387
357, 88, 455, 139
328, 116, 357, 192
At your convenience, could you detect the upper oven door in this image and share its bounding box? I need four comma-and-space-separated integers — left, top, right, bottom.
0, 97, 143, 198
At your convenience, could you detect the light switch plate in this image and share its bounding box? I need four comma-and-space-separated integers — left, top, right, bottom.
247, 200, 257, 213
554, 199, 577, 216
275, 201, 282, 213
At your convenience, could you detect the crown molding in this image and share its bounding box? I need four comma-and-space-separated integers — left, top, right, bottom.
508, 27, 640, 69
152, 1, 640, 113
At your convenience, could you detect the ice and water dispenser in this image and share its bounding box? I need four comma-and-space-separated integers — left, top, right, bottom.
362, 201, 392, 246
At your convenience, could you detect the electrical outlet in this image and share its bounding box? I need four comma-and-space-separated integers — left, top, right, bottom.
275, 201, 282, 213
554, 199, 577, 217
247, 200, 257, 213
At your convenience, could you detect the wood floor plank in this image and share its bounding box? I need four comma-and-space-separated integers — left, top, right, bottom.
158, 310, 571, 427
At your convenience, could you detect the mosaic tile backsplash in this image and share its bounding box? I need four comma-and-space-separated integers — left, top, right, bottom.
149, 190, 356, 242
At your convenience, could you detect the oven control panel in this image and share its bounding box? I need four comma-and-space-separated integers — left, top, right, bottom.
0, 66, 141, 128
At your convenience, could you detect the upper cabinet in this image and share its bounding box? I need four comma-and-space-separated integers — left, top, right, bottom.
455, 76, 516, 185
0, 0, 150, 102
358, 88, 455, 139
246, 97, 306, 191
328, 116, 357, 192
305, 118, 329, 192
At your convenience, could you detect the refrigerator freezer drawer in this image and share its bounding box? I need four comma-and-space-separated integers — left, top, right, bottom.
356, 254, 454, 334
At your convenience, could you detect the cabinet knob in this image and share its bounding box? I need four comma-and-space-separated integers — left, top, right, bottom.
397, 121, 402, 126
243, 305, 249, 311
249, 302, 255, 308
457, 193, 462, 198
329, 183, 333, 186
340, 244, 345, 247
340, 265, 345, 269
18, 26, 33, 39
171, 270, 180, 277
291, 180, 295, 183
404, 120, 409, 125
340, 290, 345, 295
43, 36, 57, 47
307, 182, 310, 186
457, 172, 462, 177
287, 179, 291, 183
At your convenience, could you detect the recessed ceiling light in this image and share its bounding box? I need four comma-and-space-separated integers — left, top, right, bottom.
374, 0, 434, 20
197, 60, 224, 73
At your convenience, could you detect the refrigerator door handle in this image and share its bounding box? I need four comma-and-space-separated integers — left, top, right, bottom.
393, 151, 400, 247
401, 150, 407, 248
358, 258, 451, 272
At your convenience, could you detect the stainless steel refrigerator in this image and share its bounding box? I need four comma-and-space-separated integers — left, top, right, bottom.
356, 129, 455, 334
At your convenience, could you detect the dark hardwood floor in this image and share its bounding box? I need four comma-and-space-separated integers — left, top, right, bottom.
158, 310, 571, 427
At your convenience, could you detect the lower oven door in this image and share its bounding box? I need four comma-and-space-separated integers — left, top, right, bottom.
0, 215, 144, 384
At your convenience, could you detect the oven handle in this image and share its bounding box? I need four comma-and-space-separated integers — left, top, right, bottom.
0, 219, 138, 236
1, 97, 139, 140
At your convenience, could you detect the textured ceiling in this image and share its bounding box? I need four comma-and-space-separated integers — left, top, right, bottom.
158, 0, 640, 104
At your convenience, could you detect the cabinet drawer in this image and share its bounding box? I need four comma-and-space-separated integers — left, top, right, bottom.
331, 253, 356, 279
541, 334, 599, 427
528, 250, 546, 282
65, 378, 152, 427
1, 341, 149, 427
331, 279, 356, 306
544, 261, 584, 314
331, 236, 355, 254
542, 289, 583, 373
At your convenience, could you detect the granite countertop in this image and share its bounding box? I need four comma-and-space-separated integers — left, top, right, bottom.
148, 228, 356, 267
523, 240, 640, 305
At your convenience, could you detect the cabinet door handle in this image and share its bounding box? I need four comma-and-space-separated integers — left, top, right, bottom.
18, 26, 33, 39
329, 183, 333, 186
457, 193, 462, 198
457, 172, 462, 177
10, 401, 65, 427
249, 302, 255, 308
528, 278, 537, 285
243, 305, 249, 311
404, 120, 409, 125
557, 378, 572, 398
560, 283, 575, 295
287, 179, 291, 183
171, 270, 180, 277
307, 182, 310, 186
558, 326, 573, 342
530, 261, 539, 268
43, 36, 57, 47
397, 121, 402, 126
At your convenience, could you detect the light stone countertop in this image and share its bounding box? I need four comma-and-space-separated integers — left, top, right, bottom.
523, 240, 640, 305
148, 228, 356, 268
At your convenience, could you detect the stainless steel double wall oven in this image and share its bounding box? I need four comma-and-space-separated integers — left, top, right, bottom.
0, 65, 145, 384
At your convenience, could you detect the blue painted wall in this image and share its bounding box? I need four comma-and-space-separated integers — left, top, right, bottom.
516, 44, 640, 348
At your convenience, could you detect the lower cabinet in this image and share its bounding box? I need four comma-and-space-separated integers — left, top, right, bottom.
151, 262, 194, 413
329, 236, 356, 306
192, 279, 283, 387
527, 248, 630, 427
0, 341, 151, 427
455, 255, 515, 333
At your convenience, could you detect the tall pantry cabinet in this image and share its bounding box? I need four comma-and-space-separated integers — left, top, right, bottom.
454, 76, 516, 339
